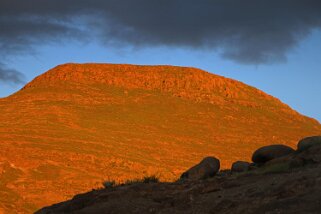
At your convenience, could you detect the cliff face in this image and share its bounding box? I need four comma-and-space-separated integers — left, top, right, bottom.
0, 63, 320, 213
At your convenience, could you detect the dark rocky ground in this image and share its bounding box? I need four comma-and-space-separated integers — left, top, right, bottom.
36, 138, 321, 214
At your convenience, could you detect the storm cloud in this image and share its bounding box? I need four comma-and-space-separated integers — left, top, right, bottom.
1, 0, 321, 82
0, 63, 25, 84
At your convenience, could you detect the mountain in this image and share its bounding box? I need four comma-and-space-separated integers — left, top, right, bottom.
0, 63, 320, 213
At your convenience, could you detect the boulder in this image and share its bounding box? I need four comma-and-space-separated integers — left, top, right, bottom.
297, 136, 321, 152
297, 144, 321, 164
231, 161, 250, 173
180, 157, 220, 181
252, 144, 294, 164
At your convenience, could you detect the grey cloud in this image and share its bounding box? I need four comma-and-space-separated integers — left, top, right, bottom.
0, 63, 25, 84
0, 15, 86, 55
1, 0, 321, 68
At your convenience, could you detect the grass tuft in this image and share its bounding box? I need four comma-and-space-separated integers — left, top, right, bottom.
103, 175, 159, 188
142, 175, 159, 183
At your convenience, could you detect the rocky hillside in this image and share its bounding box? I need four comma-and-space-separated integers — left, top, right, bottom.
37, 136, 321, 214
0, 63, 320, 213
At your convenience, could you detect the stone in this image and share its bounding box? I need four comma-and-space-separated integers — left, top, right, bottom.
180, 157, 220, 181
297, 136, 321, 152
231, 161, 250, 173
252, 145, 294, 164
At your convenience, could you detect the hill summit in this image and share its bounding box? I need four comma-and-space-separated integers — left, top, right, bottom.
0, 63, 320, 213
21, 63, 301, 110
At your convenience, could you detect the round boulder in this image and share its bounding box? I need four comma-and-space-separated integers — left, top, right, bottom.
252, 144, 294, 164
297, 136, 321, 152
180, 157, 220, 181
231, 161, 250, 173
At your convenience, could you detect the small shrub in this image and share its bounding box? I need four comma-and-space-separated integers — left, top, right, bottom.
124, 175, 159, 185
102, 180, 116, 188
103, 175, 159, 187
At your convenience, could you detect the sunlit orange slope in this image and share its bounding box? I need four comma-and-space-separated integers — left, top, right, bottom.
0, 63, 320, 212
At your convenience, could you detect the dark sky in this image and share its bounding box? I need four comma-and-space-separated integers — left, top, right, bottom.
1, 1, 321, 121
1, 0, 321, 83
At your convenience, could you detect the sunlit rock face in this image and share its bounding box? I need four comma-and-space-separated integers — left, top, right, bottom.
0, 63, 320, 213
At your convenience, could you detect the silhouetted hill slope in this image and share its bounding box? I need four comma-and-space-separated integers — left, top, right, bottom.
36, 138, 321, 214
0, 63, 320, 212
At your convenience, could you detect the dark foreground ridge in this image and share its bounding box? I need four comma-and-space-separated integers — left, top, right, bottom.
37, 136, 321, 214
